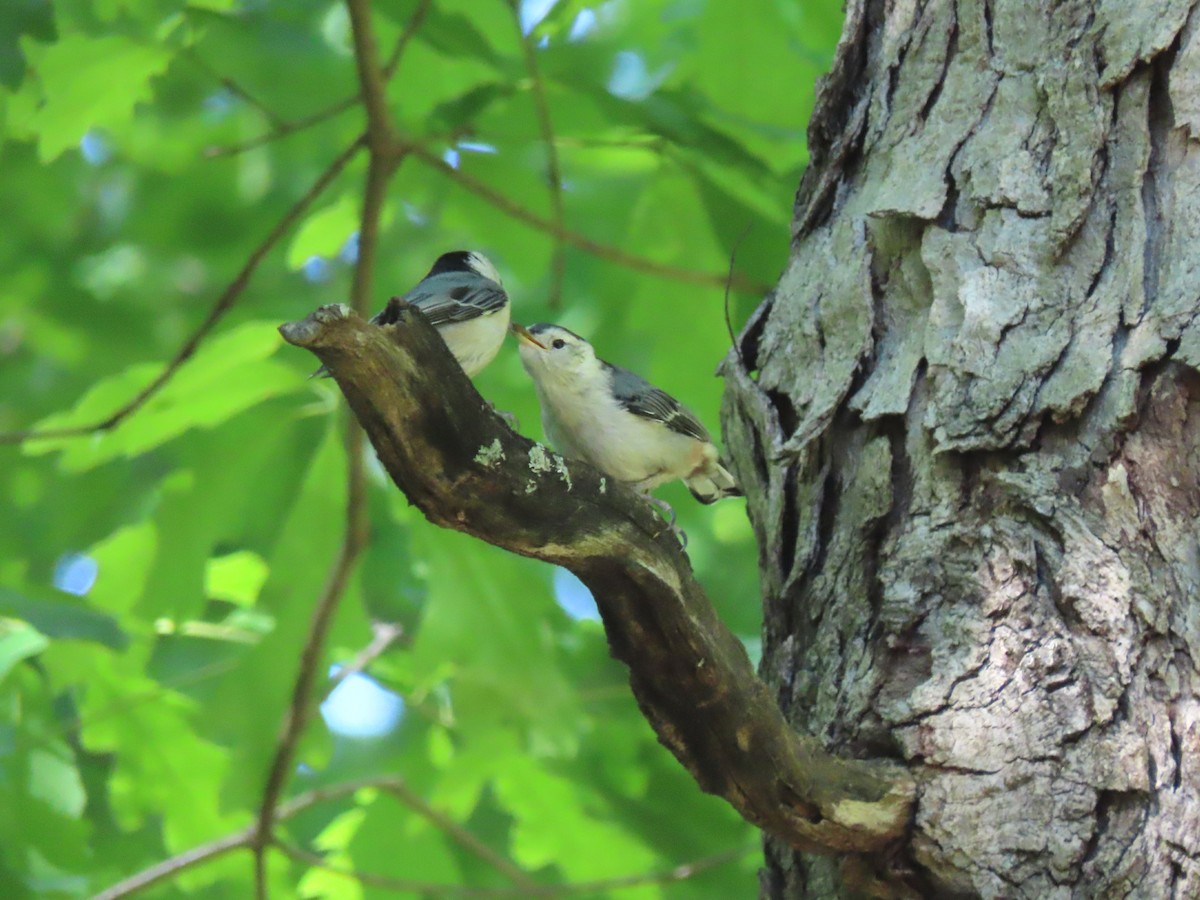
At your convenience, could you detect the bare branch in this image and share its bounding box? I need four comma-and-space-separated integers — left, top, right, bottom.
346, 0, 398, 155
347, 148, 406, 316
273, 775, 403, 820
0, 136, 364, 447
405, 143, 771, 293
320, 622, 405, 702
277, 306, 916, 854
93, 776, 397, 900
253, 4, 401, 895
251, 534, 365, 898
509, 3, 567, 308
272, 837, 752, 897
92, 831, 252, 900
381, 0, 432, 77
204, 0, 428, 159
185, 52, 287, 129
205, 99, 357, 158
273, 840, 487, 895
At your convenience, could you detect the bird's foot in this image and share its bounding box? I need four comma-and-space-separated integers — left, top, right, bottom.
644, 494, 676, 527
644, 495, 687, 547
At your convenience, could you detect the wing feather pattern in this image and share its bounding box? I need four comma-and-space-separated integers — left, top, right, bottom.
606, 363, 710, 442
372, 273, 507, 327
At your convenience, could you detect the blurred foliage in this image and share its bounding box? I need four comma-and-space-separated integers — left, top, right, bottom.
0, 0, 842, 896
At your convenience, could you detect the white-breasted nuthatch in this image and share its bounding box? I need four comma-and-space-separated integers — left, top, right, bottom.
314, 250, 509, 378
512, 323, 740, 504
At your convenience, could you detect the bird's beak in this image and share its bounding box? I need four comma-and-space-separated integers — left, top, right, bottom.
511, 323, 547, 349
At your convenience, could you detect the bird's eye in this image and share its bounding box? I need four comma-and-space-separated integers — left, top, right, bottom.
552, 339, 566, 350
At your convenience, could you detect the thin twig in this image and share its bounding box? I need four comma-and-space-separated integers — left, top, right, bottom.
92, 776, 403, 900
380, 780, 540, 889
0, 136, 365, 447
509, 2, 566, 308
320, 622, 405, 702
206, 99, 357, 158
271, 839, 752, 897
273, 840, 494, 896
252, 4, 397, 896
251, 535, 365, 899
274, 775, 404, 820
724, 224, 754, 369
346, 0, 398, 154
348, 149, 405, 316
186, 51, 287, 128
93, 831, 253, 900
406, 143, 771, 293
382, 0, 432, 76
205, 0, 429, 159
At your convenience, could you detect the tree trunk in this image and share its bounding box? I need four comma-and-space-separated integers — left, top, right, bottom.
722, 0, 1200, 895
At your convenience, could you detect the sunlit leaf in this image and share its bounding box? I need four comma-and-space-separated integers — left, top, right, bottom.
0, 0, 847, 893
25, 321, 298, 471
204, 549, 269, 607
0, 620, 48, 683
288, 193, 362, 269
29, 744, 86, 819
494, 753, 659, 884
88, 521, 157, 616
26, 33, 172, 161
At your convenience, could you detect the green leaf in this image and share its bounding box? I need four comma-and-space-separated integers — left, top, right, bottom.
417, 7, 508, 67
406, 532, 581, 753
0, 0, 841, 893
204, 549, 269, 607
427, 82, 514, 132
0, 0, 56, 90
29, 745, 86, 819
354, 802, 462, 894
88, 521, 158, 616
494, 753, 659, 883
0, 587, 128, 650
27, 33, 172, 161
43, 640, 239, 854
25, 321, 298, 471
0, 620, 49, 683
287, 193, 361, 269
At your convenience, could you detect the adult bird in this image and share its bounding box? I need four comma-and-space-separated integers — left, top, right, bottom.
512, 323, 739, 507
313, 250, 509, 379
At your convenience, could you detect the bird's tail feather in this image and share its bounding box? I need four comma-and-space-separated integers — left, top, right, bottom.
309, 364, 331, 380
686, 462, 741, 505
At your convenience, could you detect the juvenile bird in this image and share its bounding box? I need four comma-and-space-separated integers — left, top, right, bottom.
313, 250, 509, 378
512, 323, 739, 505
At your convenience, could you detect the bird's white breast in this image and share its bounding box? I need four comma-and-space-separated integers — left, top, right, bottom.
534, 366, 705, 490
440, 304, 511, 377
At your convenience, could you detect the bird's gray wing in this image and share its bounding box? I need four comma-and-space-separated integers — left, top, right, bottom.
372, 272, 507, 328
606, 363, 710, 442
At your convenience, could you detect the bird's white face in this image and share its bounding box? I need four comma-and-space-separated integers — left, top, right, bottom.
512, 323, 600, 386
466, 252, 503, 286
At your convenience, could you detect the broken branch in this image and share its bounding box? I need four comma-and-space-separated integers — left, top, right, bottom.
278, 304, 915, 854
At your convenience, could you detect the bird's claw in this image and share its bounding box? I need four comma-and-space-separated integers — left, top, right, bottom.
646, 495, 676, 527
644, 495, 687, 547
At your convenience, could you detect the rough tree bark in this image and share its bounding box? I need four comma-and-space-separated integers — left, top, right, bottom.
721, 0, 1200, 896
